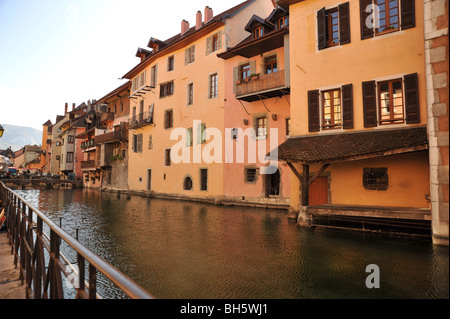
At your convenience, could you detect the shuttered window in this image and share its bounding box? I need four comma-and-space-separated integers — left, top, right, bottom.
360, 0, 415, 40
317, 2, 350, 50
185, 45, 195, 65
322, 89, 342, 129
206, 31, 222, 55
404, 73, 420, 124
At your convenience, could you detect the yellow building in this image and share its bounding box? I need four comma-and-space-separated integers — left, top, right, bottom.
276, 0, 432, 235
123, 0, 275, 201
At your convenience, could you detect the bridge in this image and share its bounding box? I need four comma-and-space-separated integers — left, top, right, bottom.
0, 178, 83, 189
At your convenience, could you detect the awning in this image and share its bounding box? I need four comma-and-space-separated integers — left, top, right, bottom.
274, 126, 428, 165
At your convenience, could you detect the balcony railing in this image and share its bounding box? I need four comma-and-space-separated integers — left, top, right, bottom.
129, 112, 153, 129
236, 69, 288, 102
81, 160, 96, 170
81, 139, 95, 150
94, 128, 128, 145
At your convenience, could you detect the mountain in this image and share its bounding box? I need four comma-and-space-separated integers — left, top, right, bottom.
0, 124, 42, 152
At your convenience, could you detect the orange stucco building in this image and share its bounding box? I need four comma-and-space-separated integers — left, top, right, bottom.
276, 0, 433, 235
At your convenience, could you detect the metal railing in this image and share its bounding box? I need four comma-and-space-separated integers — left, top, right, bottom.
0, 181, 154, 299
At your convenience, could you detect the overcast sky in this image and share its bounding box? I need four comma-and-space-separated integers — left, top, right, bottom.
0, 0, 245, 131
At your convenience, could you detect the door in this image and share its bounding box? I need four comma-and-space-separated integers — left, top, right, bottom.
147, 169, 152, 191
309, 176, 328, 206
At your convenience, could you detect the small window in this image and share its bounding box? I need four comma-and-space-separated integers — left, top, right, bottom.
212, 34, 218, 52
245, 168, 257, 183
265, 56, 277, 74
240, 63, 250, 80
148, 135, 153, 150
322, 89, 342, 129
168, 56, 174, 72
164, 110, 174, 129
165, 149, 171, 166
187, 83, 194, 106
66, 152, 74, 163
160, 81, 174, 98
363, 168, 388, 190
378, 79, 404, 124
254, 26, 263, 38
200, 169, 208, 191
133, 134, 143, 153
150, 64, 158, 87
255, 116, 267, 138
209, 73, 218, 99
183, 176, 193, 190
68, 135, 74, 143
285, 118, 291, 136
278, 16, 288, 28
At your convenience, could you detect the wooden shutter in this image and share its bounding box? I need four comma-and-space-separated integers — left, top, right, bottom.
217, 30, 222, 50
233, 66, 239, 93
342, 84, 354, 129
317, 7, 327, 50
339, 2, 351, 45
206, 36, 212, 55
308, 90, 320, 132
362, 80, 377, 127
148, 103, 154, 123
138, 134, 143, 153
401, 0, 415, 30
404, 73, 420, 124
360, 0, 374, 40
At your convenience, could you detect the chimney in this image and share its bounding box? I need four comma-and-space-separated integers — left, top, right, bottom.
181, 19, 190, 34
72, 103, 75, 111
204, 6, 213, 24
196, 10, 203, 30
64, 103, 68, 115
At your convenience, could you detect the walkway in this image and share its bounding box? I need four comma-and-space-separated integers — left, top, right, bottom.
0, 232, 25, 299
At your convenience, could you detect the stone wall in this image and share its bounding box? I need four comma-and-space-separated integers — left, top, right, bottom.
424, 0, 449, 245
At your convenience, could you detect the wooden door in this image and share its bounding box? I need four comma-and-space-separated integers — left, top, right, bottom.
309, 176, 328, 206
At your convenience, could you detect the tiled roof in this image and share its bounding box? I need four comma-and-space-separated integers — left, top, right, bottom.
275, 126, 429, 164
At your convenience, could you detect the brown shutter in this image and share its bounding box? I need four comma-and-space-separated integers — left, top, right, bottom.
404, 73, 420, 124
308, 90, 320, 132
317, 8, 326, 50
339, 2, 351, 45
362, 80, 377, 127
342, 84, 354, 129
401, 0, 415, 30
359, 0, 374, 40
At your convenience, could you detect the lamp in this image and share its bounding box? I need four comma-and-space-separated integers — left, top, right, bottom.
0, 124, 4, 138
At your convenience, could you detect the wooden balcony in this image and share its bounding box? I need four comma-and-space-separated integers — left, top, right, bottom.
94, 127, 128, 145
81, 160, 96, 171
235, 69, 289, 102
129, 112, 154, 130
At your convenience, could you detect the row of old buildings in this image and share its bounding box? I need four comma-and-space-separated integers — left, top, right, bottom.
38, 0, 448, 245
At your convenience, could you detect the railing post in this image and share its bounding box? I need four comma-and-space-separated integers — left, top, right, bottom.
89, 264, 97, 299
49, 229, 64, 299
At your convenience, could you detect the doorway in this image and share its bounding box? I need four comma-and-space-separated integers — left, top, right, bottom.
265, 168, 280, 197
309, 176, 328, 206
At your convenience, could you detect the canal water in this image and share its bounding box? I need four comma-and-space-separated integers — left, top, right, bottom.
16, 188, 449, 299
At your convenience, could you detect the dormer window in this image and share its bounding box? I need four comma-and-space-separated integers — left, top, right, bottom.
278, 16, 288, 28
254, 26, 263, 38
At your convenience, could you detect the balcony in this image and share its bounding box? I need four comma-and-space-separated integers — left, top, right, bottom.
235, 70, 289, 102
81, 139, 95, 150
81, 160, 96, 171
95, 126, 129, 145
129, 112, 154, 130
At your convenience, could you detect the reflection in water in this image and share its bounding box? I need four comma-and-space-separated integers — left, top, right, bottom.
17, 189, 449, 299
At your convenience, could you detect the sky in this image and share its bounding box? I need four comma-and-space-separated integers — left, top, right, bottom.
0, 0, 245, 131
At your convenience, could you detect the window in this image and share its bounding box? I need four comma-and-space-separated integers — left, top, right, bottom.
148, 135, 153, 150
150, 64, 158, 87
317, 2, 350, 50
265, 56, 278, 74
360, 0, 415, 40
255, 116, 267, 138
240, 63, 250, 80
165, 149, 171, 166
285, 117, 291, 136
254, 26, 263, 38
378, 79, 404, 124
363, 168, 388, 190
160, 81, 174, 98
66, 152, 74, 163
187, 83, 194, 106
164, 109, 174, 129
185, 45, 195, 65
375, 0, 399, 34
197, 123, 206, 144
278, 16, 288, 28
200, 169, 208, 191
245, 168, 257, 183
186, 127, 193, 146
322, 89, 342, 129
212, 34, 218, 52
68, 135, 74, 144
209, 73, 218, 99
168, 56, 174, 72
183, 176, 193, 190
139, 71, 146, 87
132, 134, 143, 153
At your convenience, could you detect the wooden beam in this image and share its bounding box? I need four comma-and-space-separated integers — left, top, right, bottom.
308, 163, 330, 187
286, 162, 302, 181
301, 164, 309, 206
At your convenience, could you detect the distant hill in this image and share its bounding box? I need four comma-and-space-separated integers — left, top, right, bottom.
0, 124, 42, 152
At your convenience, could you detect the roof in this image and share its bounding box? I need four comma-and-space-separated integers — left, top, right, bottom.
42, 120, 52, 126
122, 0, 257, 79
274, 126, 429, 165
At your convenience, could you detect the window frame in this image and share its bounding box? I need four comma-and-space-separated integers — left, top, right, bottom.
167, 55, 174, 72
363, 167, 389, 190
200, 168, 208, 191
209, 73, 218, 99
245, 167, 258, 183
374, 0, 400, 36
187, 82, 194, 106
321, 88, 343, 130
254, 26, 263, 38
164, 148, 171, 167
164, 109, 174, 129
240, 63, 250, 80
325, 7, 340, 47
377, 78, 405, 125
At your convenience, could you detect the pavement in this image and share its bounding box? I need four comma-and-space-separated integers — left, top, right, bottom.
0, 232, 25, 299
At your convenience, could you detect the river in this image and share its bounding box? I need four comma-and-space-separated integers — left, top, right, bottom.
15, 188, 449, 299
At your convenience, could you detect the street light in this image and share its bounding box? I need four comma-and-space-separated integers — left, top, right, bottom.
0, 124, 4, 138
